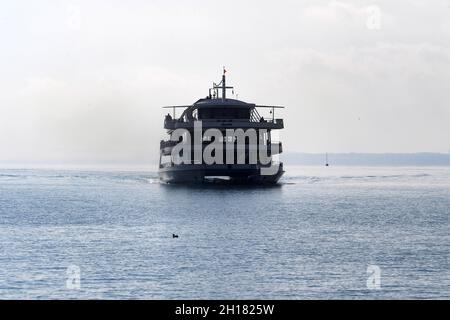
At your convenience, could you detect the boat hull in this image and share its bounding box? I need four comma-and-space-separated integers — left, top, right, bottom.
158, 163, 284, 184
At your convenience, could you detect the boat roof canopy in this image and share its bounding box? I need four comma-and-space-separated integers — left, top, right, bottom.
194, 98, 253, 108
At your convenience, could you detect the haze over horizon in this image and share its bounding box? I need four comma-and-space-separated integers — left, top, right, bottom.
1, 0, 450, 165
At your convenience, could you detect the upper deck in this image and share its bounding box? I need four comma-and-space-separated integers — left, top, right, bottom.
162, 71, 284, 131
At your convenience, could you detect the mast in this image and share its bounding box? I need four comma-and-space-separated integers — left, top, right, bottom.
222, 72, 226, 101
209, 68, 233, 100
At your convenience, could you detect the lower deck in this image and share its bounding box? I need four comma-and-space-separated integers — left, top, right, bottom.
158, 163, 284, 184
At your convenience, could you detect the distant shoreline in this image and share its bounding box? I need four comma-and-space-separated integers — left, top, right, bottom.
283, 153, 450, 166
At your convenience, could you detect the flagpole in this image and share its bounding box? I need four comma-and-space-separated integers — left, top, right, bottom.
222, 67, 226, 101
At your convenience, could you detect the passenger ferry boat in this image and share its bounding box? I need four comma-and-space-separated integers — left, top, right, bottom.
158, 70, 285, 184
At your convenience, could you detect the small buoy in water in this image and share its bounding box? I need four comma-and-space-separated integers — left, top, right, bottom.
172, 234, 179, 238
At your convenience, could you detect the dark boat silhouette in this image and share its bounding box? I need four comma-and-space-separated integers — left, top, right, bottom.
158, 70, 285, 184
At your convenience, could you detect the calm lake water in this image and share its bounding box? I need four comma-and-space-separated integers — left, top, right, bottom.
0, 166, 449, 299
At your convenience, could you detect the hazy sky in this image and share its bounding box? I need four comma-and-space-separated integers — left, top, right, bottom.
1, 0, 449, 165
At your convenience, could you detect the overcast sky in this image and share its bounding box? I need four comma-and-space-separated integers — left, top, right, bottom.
1, 0, 449, 165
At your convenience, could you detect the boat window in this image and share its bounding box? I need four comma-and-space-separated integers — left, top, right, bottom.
198, 107, 250, 120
